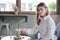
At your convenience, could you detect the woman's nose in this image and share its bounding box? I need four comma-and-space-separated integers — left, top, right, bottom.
39, 10, 42, 13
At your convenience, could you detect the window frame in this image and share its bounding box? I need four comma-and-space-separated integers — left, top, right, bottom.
17, 0, 57, 15
0, 0, 16, 12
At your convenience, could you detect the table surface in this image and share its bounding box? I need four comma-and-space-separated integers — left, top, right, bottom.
1, 35, 31, 40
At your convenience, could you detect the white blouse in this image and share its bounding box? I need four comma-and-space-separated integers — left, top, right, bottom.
28, 15, 56, 40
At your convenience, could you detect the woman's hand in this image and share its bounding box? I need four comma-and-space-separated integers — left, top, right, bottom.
36, 12, 41, 25
20, 29, 28, 36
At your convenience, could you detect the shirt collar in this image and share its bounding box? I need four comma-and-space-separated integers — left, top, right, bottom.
40, 15, 50, 20
44, 15, 50, 20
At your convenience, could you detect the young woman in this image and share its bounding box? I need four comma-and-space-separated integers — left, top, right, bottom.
21, 2, 56, 40
35, 2, 56, 40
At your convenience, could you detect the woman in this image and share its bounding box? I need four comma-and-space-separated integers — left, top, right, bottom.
21, 2, 56, 40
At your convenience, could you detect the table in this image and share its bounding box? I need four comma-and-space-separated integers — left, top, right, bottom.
1, 35, 31, 40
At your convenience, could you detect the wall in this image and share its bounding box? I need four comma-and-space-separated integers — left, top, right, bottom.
51, 15, 60, 24
0, 15, 36, 35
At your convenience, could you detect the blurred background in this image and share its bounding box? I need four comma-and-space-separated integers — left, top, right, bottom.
0, 0, 60, 40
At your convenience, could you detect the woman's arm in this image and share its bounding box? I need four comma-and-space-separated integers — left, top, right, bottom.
20, 25, 39, 36
27, 25, 39, 35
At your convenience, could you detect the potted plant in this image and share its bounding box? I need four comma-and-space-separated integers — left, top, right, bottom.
14, 31, 20, 40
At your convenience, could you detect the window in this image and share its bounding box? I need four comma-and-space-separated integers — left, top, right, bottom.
21, 0, 56, 12
0, 0, 16, 11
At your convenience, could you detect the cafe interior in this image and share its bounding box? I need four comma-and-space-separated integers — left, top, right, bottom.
0, 0, 60, 40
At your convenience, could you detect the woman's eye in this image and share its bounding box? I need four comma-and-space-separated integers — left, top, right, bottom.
37, 8, 43, 11
40, 8, 43, 10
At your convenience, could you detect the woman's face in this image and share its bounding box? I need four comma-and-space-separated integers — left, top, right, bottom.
37, 6, 47, 17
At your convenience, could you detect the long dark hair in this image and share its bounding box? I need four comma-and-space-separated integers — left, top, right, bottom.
36, 2, 49, 25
